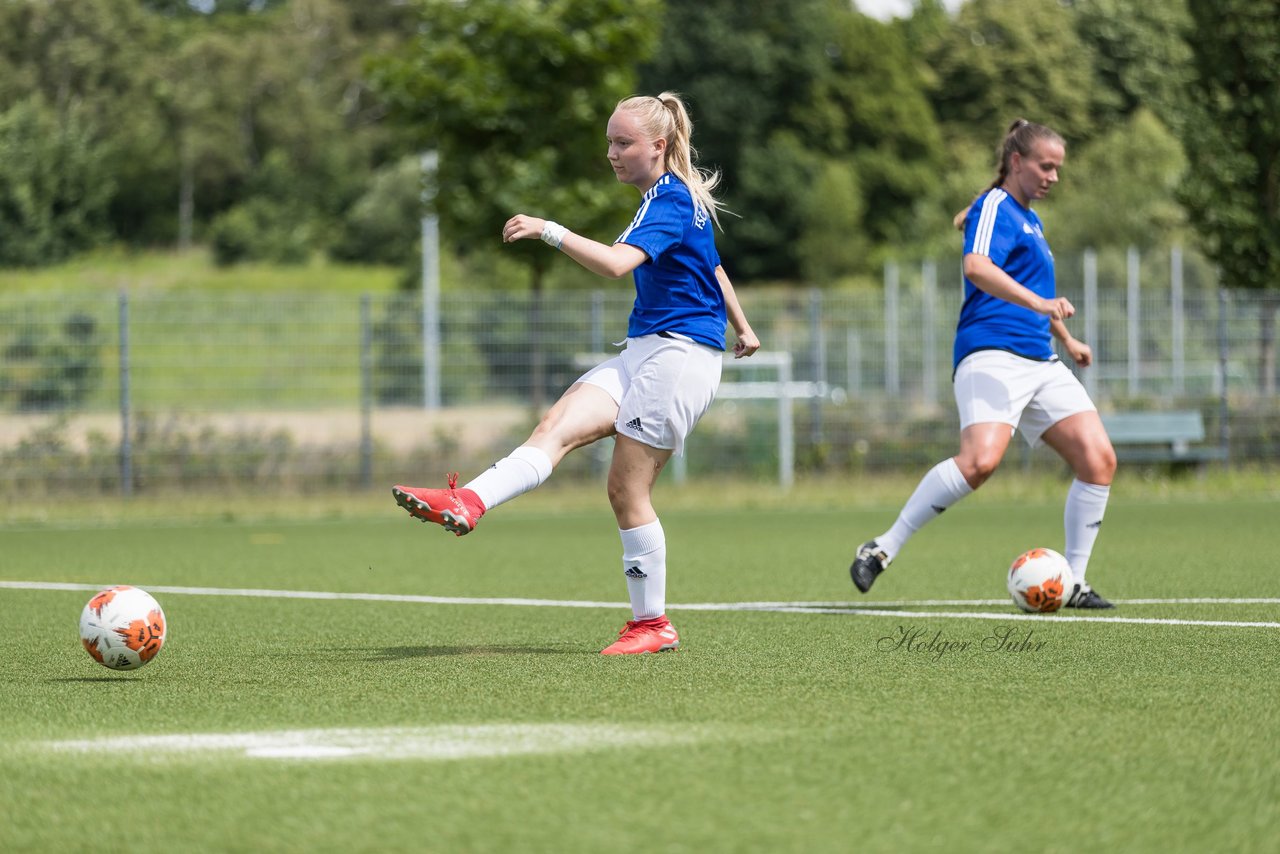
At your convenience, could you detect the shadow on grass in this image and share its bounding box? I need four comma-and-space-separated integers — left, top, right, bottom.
799, 605, 1014, 613
778, 605, 940, 614
48, 676, 146, 683
348, 644, 589, 660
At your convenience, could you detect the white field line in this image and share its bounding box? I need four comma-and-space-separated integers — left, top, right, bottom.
37, 724, 715, 762
765, 597, 1280, 607
2, 580, 1277, 629
0, 580, 623, 610
755, 605, 1280, 629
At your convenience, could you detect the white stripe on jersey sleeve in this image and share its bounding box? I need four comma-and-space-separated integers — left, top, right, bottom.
972, 188, 1006, 257
616, 174, 669, 244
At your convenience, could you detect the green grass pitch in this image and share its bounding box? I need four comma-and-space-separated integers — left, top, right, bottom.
1, 488, 1277, 852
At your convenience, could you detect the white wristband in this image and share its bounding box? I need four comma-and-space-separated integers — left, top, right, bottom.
540, 220, 568, 249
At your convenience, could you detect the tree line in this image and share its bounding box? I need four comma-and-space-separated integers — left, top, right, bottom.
0, 0, 1275, 291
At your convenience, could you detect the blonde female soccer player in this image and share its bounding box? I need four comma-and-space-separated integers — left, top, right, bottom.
393, 92, 760, 652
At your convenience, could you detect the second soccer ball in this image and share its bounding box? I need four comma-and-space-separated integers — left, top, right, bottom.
1007, 548, 1074, 613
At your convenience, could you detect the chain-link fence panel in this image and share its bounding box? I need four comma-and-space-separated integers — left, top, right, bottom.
2, 246, 1275, 497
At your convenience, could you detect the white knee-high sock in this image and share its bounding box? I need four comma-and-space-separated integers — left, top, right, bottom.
1064, 479, 1109, 585
877, 458, 974, 561
620, 519, 666, 620
464, 445, 553, 511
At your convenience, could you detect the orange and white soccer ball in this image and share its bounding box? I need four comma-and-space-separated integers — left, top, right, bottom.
1007, 548, 1074, 613
79, 586, 167, 670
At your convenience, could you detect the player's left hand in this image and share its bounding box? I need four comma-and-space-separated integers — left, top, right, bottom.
1065, 338, 1092, 368
502, 214, 545, 243
733, 329, 760, 359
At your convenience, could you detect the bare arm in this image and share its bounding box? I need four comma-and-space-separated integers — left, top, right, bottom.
502, 214, 646, 279
1050, 317, 1092, 367
715, 265, 760, 359
963, 253, 1075, 321
503, 214, 760, 359
963, 253, 1091, 367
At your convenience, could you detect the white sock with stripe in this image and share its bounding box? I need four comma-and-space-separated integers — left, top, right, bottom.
877, 458, 974, 560
1064, 479, 1109, 586
464, 446, 553, 511
619, 519, 666, 620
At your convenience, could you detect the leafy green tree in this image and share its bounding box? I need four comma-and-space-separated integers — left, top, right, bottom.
146, 0, 394, 258
0, 0, 149, 123
924, 0, 1097, 147
637, 0, 841, 279
795, 158, 868, 284
0, 0, 418, 262
244, 0, 377, 217
372, 0, 661, 269
337, 0, 418, 39
639, 0, 943, 280
150, 25, 258, 247
0, 98, 115, 265
1177, 0, 1280, 391
1041, 109, 1188, 251
0, 0, 153, 254
1069, 0, 1193, 130
332, 155, 425, 266
140, 0, 288, 14
912, 0, 1105, 261
1178, 0, 1279, 292
209, 151, 316, 264
1029, 2, 1195, 255
370, 0, 662, 403
919, 1, 1195, 258
0, 309, 103, 410
804, 11, 945, 260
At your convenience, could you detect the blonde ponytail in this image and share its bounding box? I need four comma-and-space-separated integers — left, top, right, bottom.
617, 92, 726, 228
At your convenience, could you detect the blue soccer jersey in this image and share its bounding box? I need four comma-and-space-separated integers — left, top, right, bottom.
953, 188, 1056, 368
615, 173, 727, 351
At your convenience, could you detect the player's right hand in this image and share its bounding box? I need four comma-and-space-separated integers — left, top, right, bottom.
502, 214, 544, 243
1040, 296, 1075, 321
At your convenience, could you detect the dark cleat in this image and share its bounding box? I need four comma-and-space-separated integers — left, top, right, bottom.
1066, 583, 1114, 609
850, 540, 890, 593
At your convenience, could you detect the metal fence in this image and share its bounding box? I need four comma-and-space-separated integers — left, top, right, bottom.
2, 246, 1278, 497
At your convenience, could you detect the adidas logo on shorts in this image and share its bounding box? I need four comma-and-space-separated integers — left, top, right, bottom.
624, 417, 643, 433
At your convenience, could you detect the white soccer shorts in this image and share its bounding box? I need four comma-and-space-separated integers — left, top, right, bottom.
576, 333, 722, 455
953, 349, 1096, 447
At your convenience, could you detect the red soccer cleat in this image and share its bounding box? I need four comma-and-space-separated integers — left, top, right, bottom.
600, 615, 680, 655
391, 473, 485, 536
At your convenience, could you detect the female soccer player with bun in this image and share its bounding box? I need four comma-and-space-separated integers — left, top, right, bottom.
393, 92, 760, 653
849, 119, 1117, 609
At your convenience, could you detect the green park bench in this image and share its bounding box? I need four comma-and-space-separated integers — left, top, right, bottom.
1101, 410, 1227, 466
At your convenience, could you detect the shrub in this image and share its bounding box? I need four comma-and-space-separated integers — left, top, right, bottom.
0, 311, 104, 411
